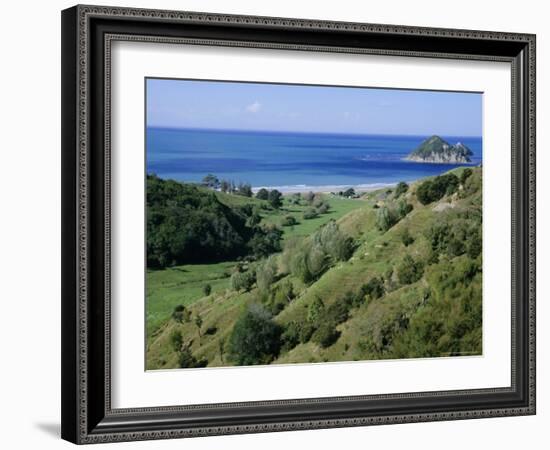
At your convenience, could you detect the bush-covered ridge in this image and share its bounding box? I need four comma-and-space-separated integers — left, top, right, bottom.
147, 174, 282, 267
146, 166, 482, 369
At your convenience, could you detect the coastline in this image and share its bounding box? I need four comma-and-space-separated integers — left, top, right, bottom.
251, 182, 397, 195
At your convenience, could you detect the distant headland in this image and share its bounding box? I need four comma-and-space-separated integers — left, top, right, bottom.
405, 135, 473, 164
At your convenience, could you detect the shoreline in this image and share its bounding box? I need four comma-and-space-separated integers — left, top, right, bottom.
251, 182, 397, 194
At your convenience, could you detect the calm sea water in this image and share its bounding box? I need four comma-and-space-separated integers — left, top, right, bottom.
146, 127, 482, 191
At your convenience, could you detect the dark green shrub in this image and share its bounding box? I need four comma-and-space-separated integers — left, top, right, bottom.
363, 277, 385, 300
426, 222, 452, 253
246, 211, 261, 227
397, 255, 424, 285
203, 284, 212, 296
281, 321, 301, 351
268, 189, 283, 209
299, 322, 316, 343
325, 298, 351, 325
204, 326, 217, 336
416, 180, 437, 205
281, 215, 298, 226
270, 280, 295, 311
311, 323, 340, 348
460, 168, 473, 184
227, 304, 282, 365
269, 300, 286, 316
230, 271, 255, 292
303, 208, 319, 220
396, 199, 413, 218
441, 173, 460, 195
172, 304, 187, 323
341, 289, 364, 308
401, 228, 414, 247
343, 188, 355, 198
447, 238, 465, 257
256, 188, 269, 200
248, 225, 282, 257
307, 297, 325, 323
416, 173, 459, 205
467, 231, 482, 259
394, 181, 409, 197
317, 202, 330, 214
169, 329, 183, 352
179, 346, 208, 368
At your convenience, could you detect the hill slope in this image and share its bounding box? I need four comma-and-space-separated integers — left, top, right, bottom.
147, 167, 482, 370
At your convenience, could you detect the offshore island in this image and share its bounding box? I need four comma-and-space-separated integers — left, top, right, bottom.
405, 135, 474, 164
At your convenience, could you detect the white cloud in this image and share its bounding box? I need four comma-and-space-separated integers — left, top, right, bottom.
245, 101, 262, 113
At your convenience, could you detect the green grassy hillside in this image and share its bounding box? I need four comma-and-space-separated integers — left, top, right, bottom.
146, 167, 482, 370
146, 190, 366, 345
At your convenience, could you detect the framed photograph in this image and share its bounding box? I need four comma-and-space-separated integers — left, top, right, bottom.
61, 5, 536, 444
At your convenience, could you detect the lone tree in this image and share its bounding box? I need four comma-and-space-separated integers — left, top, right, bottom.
203, 284, 212, 296
343, 188, 355, 198
228, 304, 282, 365
268, 189, 283, 209
202, 173, 220, 189
256, 188, 269, 200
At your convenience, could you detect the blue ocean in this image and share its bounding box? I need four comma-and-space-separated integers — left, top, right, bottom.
146, 127, 482, 192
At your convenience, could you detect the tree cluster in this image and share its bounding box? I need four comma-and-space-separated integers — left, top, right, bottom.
255, 188, 283, 209
203, 174, 253, 198
284, 221, 353, 283
416, 173, 459, 205
302, 193, 330, 220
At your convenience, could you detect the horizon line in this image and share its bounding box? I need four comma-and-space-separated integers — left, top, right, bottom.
146, 125, 482, 139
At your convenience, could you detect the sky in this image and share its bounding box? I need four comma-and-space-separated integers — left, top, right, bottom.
146, 78, 482, 137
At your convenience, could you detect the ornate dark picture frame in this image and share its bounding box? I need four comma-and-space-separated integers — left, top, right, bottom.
61, 4, 536, 444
